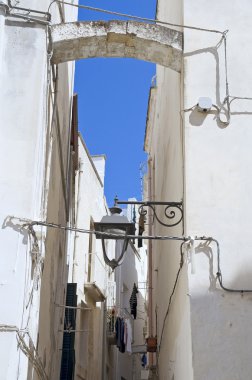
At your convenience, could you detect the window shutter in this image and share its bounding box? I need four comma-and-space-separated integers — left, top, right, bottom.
71, 94, 79, 171
60, 283, 77, 380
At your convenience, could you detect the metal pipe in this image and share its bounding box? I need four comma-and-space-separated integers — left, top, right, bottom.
10, 5, 51, 20
117, 200, 182, 206
6, 11, 50, 25
42, 65, 57, 218
55, 303, 92, 311
72, 159, 83, 283
147, 157, 154, 367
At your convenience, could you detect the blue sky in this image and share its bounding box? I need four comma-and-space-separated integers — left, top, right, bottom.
74, 0, 156, 207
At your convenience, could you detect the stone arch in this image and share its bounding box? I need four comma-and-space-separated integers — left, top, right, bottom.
51, 20, 183, 72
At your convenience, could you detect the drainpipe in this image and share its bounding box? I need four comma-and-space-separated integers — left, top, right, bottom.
147, 157, 154, 367
72, 158, 83, 283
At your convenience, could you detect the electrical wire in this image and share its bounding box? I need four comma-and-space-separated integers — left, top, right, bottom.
229, 95, 252, 105
10, 216, 252, 293
19, 217, 187, 241
220, 32, 231, 126
55, 303, 92, 311
158, 242, 185, 353
9, 5, 51, 19
52, 0, 226, 35
183, 102, 230, 126
24, 225, 44, 310
4, 0, 225, 35
0, 2, 50, 25
183, 31, 231, 126
156, 235, 252, 375
3, 2, 51, 25
7, 217, 252, 378
230, 96, 252, 101
7, 0, 252, 124
59, 329, 90, 333
197, 237, 252, 293
0, 325, 48, 380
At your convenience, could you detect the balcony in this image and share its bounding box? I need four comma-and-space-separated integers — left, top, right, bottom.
84, 282, 105, 303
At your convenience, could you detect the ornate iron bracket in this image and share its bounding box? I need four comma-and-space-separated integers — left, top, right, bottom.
115, 198, 183, 228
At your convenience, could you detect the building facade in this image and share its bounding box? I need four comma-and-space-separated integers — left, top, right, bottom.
2, 0, 251, 379
112, 203, 148, 380
68, 134, 116, 380
145, 1, 252, 379
0, 1, 77, 379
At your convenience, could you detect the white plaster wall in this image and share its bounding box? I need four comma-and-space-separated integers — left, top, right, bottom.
183, 1, 252, 379
92, 155, 106, 186
0, 1, 77, 378
144, 0, 194, 378
72, 136, 109, 293
134, 246, 148, 345
0, 12, 48, 380
73, 135, 115, 380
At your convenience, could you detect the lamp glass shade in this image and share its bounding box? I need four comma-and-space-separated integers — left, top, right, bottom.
94, 214, 135, 238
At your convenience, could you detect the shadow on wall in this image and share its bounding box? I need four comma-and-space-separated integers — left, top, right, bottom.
184, 34, 252, 131
184, 35, 252, 130
193, 241, 217, 292
188, 107, 211, 127
190, 269, 252, 380
2, 216, 28, 245
192, 240, 252, 293
184, 34, 228, 129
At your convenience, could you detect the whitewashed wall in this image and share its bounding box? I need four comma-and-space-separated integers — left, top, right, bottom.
147, 1, 252, 379
0, 1, 77, 378
144, 0, 193, 379
73, 135, 115, 380
184, 1, 252, 379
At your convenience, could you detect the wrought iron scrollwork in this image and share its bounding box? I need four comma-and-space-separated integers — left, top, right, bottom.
138, 202, 183, 227
116, 199, 183, 228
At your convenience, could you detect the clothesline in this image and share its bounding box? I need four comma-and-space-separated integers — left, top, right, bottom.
108, 306, 146, 314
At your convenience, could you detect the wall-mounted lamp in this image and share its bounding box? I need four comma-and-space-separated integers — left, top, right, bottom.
94, 196, 183, 269
94, 204, 135, 270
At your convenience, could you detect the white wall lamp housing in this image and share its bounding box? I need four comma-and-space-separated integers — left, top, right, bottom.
197, 97, 213, 112
196, 96, 230, 125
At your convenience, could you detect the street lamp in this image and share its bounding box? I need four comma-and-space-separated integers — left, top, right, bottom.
94, 204, 135, 270
94, 196, 183, 269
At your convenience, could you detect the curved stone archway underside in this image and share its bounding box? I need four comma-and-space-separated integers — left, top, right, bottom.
51, 20, 183, 72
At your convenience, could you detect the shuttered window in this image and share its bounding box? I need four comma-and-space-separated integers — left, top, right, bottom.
60, 283, 77, 380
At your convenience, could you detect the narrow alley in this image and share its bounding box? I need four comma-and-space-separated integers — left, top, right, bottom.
1, 1, 252, 380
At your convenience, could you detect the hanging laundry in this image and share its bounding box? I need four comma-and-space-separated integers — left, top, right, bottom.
129, 283, 138, 319
115, 317, 125, 353
124, 319, 132, 354
141, 353, 147, 368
